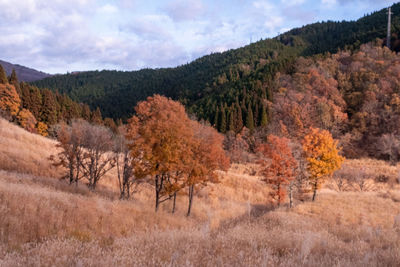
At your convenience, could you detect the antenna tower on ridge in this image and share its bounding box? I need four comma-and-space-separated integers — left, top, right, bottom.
387, 7, 393, 49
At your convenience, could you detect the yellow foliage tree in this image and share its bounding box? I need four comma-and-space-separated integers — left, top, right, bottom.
302, 127, 344, 201
36, 121, 48, 136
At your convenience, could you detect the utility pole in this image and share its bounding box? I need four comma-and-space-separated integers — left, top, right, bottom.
387, 7, 393, 49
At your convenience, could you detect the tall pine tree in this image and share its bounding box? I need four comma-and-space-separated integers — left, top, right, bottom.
40, 89, 58, 125
260, 104, 268, 127
219, 104, 227, 133
0, 65, 7, 84
235, 103, 243, 133
246, 102, 255, 132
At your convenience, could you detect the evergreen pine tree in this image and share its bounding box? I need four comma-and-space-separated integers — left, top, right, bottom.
214, 106, 219, 128
228, 108, 235, 132
246, 102, 255, 132
91, 107, 103, 125
9, 69, 20, 94
260, 104, 268, 127
40, 89, 58, 125
81, 104, 91, 121
235, 103, 243, 133
254, 101, 259, 126
219, 104, 226, 133
9, 69, 18, 84
0, 65, 7, 84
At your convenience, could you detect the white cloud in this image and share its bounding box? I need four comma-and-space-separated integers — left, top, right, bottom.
281, 0, 306, 6
97, 4, 118, 14
164, 0, 206, 22
321, 0, 337, 6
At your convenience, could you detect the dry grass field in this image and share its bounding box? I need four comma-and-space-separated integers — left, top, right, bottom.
1, 118, 400, 266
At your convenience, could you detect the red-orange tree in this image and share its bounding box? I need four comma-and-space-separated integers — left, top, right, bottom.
257, 135, 297, 206
126, 95, 194, 212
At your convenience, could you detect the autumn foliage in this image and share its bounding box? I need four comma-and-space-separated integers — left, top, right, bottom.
303, 127, 344, 200
126, 95, 229, 214
257, 135, 297, 206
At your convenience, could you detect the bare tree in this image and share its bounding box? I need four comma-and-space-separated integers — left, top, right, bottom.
351, 166, 369, 192
114, 128, 142, 199
333, 168, 348, 191
79, 122, 116, 190
50, 120, 85, 185
377, 133, 400, 165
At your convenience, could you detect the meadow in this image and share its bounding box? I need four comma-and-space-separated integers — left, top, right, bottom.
1, 117, 400, 266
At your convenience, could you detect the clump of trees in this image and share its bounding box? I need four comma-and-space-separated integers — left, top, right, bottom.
0, 64, 112, 136
126, 95, 229, 215
51, 120, 116, 190
256, 127, 344, 206
51, 95, 229, 216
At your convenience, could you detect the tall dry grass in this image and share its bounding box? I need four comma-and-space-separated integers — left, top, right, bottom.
0, 118, 61, 178
1, 117, 400, 266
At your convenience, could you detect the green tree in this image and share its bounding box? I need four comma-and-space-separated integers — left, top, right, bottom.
0, 65, 7, 84
246, 102, 255, 132
40, 89, 58, 125
219, 105, 227, 133
260, 104, 268, 127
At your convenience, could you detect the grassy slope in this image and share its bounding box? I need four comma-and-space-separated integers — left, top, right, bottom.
0, 118, 400, 266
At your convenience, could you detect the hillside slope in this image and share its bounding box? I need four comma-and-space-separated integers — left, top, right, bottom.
32, 3, 400, 122
1, 118, 400, 266
0, 60, 51, 82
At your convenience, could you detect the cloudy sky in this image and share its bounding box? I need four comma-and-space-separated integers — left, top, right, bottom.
0, 0, 395, 74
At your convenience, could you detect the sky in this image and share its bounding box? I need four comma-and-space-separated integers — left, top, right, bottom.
0, 0, 396, 74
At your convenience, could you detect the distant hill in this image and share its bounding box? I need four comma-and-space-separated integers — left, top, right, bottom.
32, 3, 400, 125
0, 60, 51, 82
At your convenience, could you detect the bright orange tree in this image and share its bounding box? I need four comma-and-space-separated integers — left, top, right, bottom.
257, 135, 297, 206
302, 127, 344, 201
0, 84, 21, 118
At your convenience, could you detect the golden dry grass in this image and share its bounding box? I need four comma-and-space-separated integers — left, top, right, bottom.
1, 117, 400, 266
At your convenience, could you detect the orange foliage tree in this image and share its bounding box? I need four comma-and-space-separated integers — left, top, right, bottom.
302, 127, 344, 201
126, 95, 194, 212
257, 135, 297, 206
0, 84, 21, 118
16, 108, 37, 133
186, 121, 230, 216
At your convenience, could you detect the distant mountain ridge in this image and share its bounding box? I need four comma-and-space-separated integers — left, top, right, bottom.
0, 60, 51, 82
32, 3, 400, 124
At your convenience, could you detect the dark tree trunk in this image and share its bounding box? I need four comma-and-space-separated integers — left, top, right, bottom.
289, 183, 293, 208
277, 183, 281, 207
172, 192, 177, 213
187, 184, 194, 217
312, 182, 317, 201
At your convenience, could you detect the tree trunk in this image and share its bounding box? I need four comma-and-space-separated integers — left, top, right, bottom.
155, 174, 164, 212
187, 184, 194, 217
172, 192, 177, 213
277, 183, 281, 207
69, 161, 74, 184
312, 182, 317, 201
289, 183, 293, 208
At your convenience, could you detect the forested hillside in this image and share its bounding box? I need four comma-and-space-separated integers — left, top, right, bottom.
32, 3, 400, 125
0, 65, 108, 136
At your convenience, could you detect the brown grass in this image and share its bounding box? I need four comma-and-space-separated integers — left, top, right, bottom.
1, 118, 400, 266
